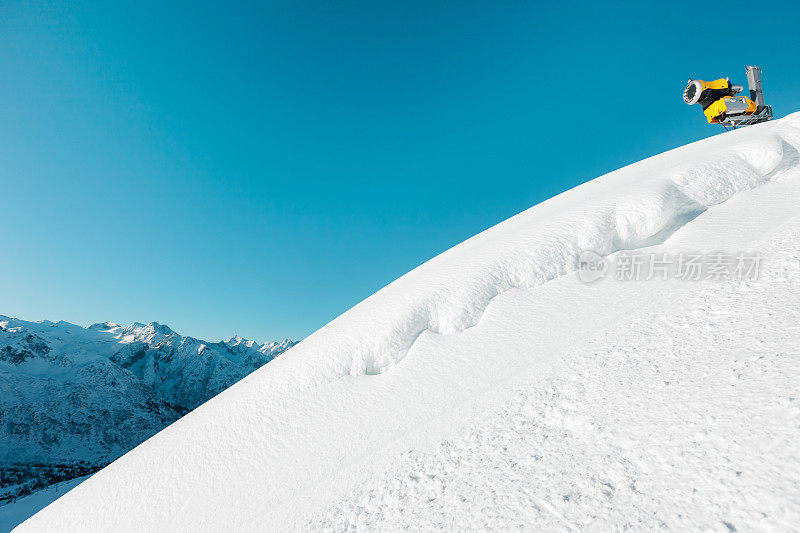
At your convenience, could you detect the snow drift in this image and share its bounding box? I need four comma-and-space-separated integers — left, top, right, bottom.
17, 112, 800, 531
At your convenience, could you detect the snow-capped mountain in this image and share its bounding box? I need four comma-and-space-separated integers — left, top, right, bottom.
17, 113, 800, 531
0, 317, 296, 506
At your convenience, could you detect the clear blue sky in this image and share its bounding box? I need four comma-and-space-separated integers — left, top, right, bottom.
1, 1, 798, 342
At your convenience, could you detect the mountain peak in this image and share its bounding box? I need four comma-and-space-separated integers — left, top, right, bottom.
145, 322, 175, 335
87, 321, 118, 330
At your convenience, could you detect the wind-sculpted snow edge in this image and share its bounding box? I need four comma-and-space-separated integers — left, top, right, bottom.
320, 114, 800, 376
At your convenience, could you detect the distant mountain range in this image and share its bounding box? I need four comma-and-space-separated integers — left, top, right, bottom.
0, 315, 297, 504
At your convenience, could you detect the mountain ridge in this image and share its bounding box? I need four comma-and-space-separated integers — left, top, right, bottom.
0, 315, 297, 506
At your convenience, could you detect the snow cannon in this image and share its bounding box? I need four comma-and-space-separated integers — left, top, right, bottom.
683, 65, 773, 129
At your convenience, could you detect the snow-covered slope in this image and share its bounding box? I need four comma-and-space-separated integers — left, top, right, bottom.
20, 113, 800, 531
0, 318, 296, 511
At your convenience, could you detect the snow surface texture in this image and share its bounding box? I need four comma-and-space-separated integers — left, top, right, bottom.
310, 219, 800, 531
19, 113, 800, 531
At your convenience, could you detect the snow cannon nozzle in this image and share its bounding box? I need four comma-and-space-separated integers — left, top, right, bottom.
683, 80, 703, 105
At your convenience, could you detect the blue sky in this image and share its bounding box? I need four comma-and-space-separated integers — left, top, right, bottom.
1, 1, 799, 342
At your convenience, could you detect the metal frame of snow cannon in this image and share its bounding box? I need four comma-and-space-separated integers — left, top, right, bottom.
683, 65, 773, 130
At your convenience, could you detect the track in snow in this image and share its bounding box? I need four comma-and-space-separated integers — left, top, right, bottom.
309, 215, 800, 531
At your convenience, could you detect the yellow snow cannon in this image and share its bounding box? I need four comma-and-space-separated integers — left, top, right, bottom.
683, 65, 773, 130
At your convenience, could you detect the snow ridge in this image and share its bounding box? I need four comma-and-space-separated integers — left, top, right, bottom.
299, 114, 800, 377
310, 220, 800, 531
